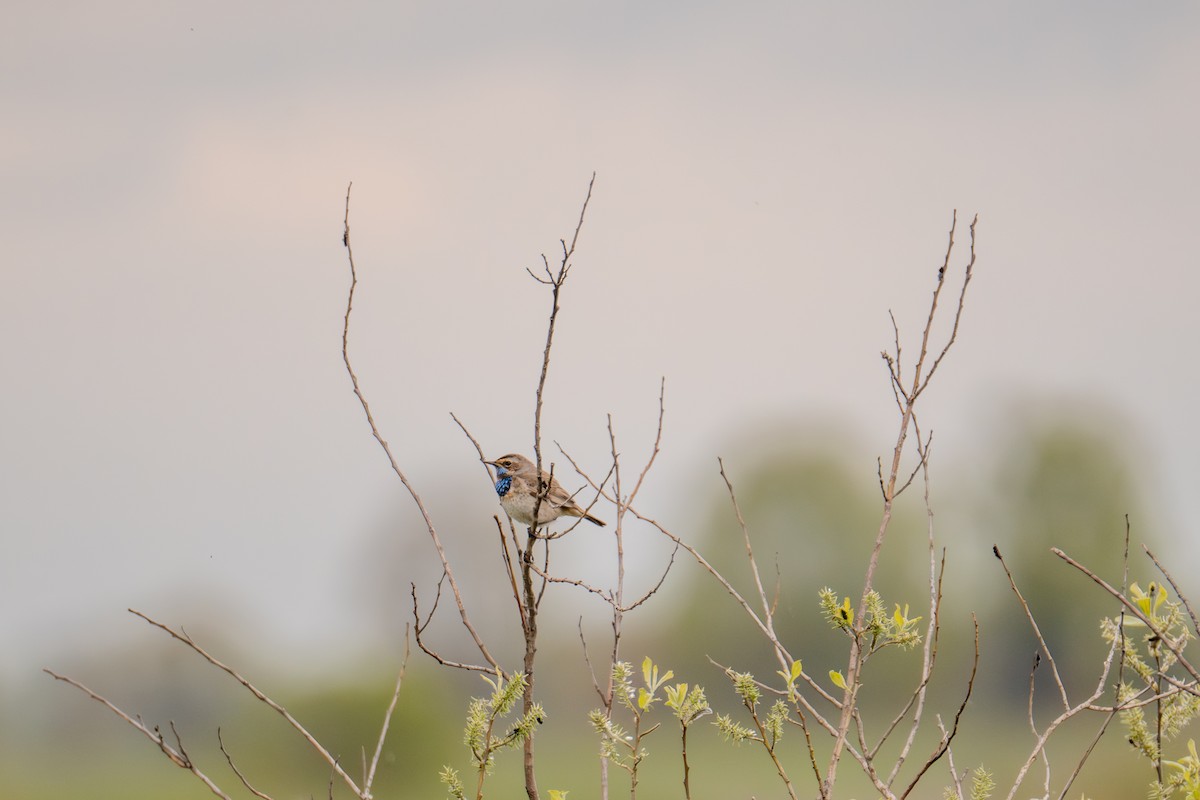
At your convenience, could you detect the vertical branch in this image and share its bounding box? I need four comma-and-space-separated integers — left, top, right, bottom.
532, 172, 596, 478
518, 173, 598, 800
563, 380, 666, 800
520, 531, 541, 800
598, 417, 625, 800
883, 432, 944, 787
826, 212, 978, 794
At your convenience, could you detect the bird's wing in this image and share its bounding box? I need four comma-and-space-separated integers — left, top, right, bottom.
545, 476, 584, 509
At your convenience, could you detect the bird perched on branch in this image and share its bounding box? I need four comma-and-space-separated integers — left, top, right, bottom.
484, 453, 606, 528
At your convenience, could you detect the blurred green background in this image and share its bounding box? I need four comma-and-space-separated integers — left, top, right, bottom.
13, 402, 1178, 799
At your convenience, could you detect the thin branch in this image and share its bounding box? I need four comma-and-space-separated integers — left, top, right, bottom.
879, 552, 946, 769
719, 457, 789, 675
881, 432, 943, 781
621, 543, 680, 612
712, 666, 844, 769
888, 308, 904, 386
44, 669, 233, 799
1144, 543, 1200, 638
495, 516, 530, 630
526, 560, 612, 600
916, 214, 979, 398
937, 717, 965, 800
532, 171, 596, 480
718, 460, 765, 608
624, 377, 667, 507
625, 504, 846, 724
1052, 547, 1200, 683
218, 728, 275, 800
126, 609, 363, 796
1054, 707, 1120, 800
450, 412, 490, 471
791, 702, 826, 799
410, 584, 501, 677
636, 509, 789, 663
365, 626, 412, 796
579, 619, 606, 705
1000, 608, 1125, 800
899, 616, 979, 799
992, 546, 1071, 709
890, 424, 930, 500
525, 540, 678, 614
341, 183, 500, 677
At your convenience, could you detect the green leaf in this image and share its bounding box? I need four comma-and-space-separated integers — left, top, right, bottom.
665, 683, 687, 710
829, 670, 847, 691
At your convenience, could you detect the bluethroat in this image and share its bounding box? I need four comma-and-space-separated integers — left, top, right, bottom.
484, 453, 606, 527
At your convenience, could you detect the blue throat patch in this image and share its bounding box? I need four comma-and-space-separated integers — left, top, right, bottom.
494, 475, 512, 497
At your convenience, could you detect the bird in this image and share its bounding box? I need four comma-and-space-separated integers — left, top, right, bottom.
484, 453, 605, 528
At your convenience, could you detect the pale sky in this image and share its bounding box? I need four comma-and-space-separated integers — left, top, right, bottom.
4, 3, 1199, 686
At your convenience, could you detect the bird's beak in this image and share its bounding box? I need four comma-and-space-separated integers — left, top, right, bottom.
482, 459, 498, 467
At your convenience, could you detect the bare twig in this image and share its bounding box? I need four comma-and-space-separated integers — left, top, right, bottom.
449, 412, 491, 474
495, 516, 530, 630
341, 183, 500, 678
1144, 543, 1200, 638
44, 669, 234, 800
621, 543, 680, 612
1054, 709, 1120, 800
717, 457, 797, 682
998, 589, 1125, 800
411, 584, 502, 677
879, 551, 946, 772
579, 620, 606, 705
219, 728, 275, 800
1052, 547, 1200, 683
938, 718, 964, 800
532, 172, 596, 480
126, 609, 364, 796
916, 213, 978, 398
899, 616, 978, 799
624, 377, 667, 507
365, 626, 412, 795
993, 546, 1071, 708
